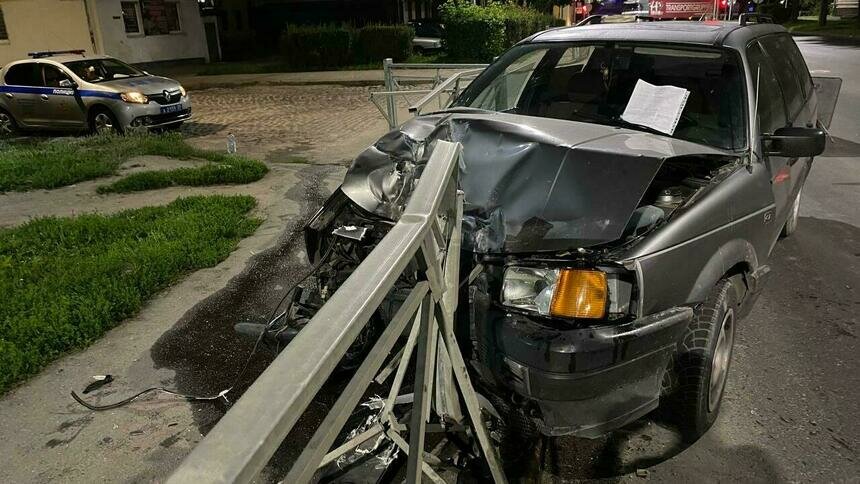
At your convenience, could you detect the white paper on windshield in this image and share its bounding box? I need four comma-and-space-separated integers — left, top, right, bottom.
621, 79, 690, 136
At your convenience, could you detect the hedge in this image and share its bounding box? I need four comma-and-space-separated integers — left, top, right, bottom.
279, 24, 414, 68
280, 25, 353, 69
440, 1, 563, 62
354, 24, 414, 63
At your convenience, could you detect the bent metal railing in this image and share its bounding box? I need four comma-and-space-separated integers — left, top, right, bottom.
167, 140, 507, 484
371, 58, 489, 129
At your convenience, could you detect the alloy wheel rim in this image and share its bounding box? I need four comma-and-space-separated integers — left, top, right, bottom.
708, 309, 735, 412
0, 113, 12, 135
94, 113, 113, 134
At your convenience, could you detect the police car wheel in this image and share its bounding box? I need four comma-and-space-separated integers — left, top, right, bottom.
0, 110, 18, 136
90, 109, 120, 135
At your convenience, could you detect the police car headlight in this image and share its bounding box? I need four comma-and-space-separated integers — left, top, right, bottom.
178, 85, 186, 97
120, 92, 148, 104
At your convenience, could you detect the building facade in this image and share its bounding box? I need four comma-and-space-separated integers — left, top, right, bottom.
0, 0, 209, 67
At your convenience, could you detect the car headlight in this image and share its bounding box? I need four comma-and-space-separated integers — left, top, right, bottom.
178, 85, 186, 97
502, 266, 608, 319
120, 91, 148, 104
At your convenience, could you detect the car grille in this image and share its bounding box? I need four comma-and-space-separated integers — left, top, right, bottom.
148, 89, 182, 105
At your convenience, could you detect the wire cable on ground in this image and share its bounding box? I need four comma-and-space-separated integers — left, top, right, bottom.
71, 244, 336, 411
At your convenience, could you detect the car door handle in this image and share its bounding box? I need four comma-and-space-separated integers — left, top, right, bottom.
40, 94, 49, 101
4, 93, 12, 99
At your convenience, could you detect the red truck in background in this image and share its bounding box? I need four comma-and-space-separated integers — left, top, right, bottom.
648, 0, 714, 18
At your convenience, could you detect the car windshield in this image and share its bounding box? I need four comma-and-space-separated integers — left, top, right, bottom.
453, 42, 747, 151
63, 58, 145, 83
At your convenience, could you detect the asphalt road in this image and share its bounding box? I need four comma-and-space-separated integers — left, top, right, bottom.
143, 37, 860, 482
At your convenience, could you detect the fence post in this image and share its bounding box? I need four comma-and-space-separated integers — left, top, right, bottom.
383, 57, 397, 130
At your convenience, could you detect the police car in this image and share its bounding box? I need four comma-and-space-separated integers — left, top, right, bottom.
0, 50, 190, 135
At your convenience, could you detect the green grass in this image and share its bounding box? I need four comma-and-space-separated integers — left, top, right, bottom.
97, 154, 268, 193
784, 19, 860, 38
0, 133, 268, 192
0, 195, 261, 393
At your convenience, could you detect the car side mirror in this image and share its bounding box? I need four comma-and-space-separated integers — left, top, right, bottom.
59, 79, 77, 89
763, 126, 826, 158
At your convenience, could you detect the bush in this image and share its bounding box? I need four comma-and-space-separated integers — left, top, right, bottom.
354, 24, 414, 63
440, 1, 562, 62
220, 31, 261, 61
758, 1, 792, 22
440, 1, 506, 62
280, 25, 352, 69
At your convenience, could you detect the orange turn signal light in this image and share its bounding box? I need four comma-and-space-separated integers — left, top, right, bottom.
550, 269, 607, 319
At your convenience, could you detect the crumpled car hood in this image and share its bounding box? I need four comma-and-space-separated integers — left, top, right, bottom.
343, 111, 730, 253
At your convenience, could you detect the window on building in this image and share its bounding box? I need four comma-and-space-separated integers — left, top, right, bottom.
0, 6, 9, 41
141, 0, 182, 35
121, 2, 141, 34
4, 64, 41, 86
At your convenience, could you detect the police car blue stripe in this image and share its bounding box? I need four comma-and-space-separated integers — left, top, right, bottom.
0, 85, 121, 99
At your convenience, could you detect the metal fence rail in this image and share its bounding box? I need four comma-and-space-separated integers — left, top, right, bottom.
167, 140, 506, 483
372, 58, 489, 129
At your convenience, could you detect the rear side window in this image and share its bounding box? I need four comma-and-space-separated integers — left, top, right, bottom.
42, 65, 72, 87
4, 63, 41, 86
758, 35, 805, 120
747, 42, 787, 134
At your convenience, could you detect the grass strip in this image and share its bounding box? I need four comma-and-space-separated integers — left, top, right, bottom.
0, 195, 261, 393
0, 133, 267, 192
97, 156, 268, 193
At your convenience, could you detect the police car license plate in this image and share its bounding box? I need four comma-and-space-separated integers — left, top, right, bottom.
160, 103, 185, 114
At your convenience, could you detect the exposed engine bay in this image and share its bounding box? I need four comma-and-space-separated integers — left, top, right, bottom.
236, 111, 743, 429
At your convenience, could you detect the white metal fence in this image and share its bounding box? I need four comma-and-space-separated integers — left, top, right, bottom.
167, 140, 506, 483
372, 58, 489, 129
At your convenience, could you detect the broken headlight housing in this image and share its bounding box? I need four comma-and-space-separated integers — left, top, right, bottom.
501, 266, 633, 320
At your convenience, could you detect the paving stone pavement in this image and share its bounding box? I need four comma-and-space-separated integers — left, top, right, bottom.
182, 84, 392, 163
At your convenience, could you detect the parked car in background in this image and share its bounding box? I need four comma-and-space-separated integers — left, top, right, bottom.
409, 20, 445, 53
0, 50, 190, 136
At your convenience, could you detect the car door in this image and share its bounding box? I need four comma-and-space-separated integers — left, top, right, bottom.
758, 34, 816, 202
746, 41, 792, 241
37, 63, 87, 128
1, 63, 42, 126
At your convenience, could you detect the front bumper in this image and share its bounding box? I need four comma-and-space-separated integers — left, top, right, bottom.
111, 95, 192, 129
486, 306, 693, 438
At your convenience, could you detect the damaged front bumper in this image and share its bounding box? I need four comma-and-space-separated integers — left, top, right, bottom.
487, 306, 693, 438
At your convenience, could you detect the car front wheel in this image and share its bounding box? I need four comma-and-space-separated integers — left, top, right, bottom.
664, 279, 738, 442
90, 108, 121, 135
0, 109, 19, 136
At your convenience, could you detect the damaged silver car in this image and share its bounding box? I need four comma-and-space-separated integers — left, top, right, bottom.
248, 19, 839, 447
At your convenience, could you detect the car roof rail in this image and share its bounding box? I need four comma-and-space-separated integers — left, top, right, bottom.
27, 49, 86, 59
575, 14, 606, 26
738, 13, 773, 26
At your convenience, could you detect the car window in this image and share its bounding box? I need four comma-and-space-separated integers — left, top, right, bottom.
470, 48, 549, 113
4, 63, 41, 86
777, 34, 813, 97
758, 36, 804, 121
63, 58, 144, 83
457, 42, 748, 151
42, 65, 71, 87
746, 42, 787, 134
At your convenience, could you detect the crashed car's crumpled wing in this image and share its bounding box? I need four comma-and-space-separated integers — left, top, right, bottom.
343, 112, 729, 253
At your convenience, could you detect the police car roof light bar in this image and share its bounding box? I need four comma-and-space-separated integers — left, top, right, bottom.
28, 50, 87, 59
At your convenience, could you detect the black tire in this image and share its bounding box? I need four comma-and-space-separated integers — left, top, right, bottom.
781, 186, 802, 237
0, 109, 19, 136
89, 107, 121, 135
664, 279, 738, 442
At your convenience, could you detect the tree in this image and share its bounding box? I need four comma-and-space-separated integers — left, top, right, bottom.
818, 0, 828, 26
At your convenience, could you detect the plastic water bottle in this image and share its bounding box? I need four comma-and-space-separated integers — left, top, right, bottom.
227, 133, 237, 154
